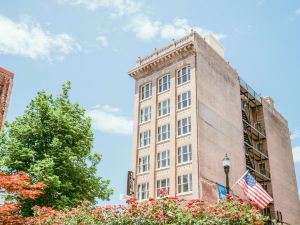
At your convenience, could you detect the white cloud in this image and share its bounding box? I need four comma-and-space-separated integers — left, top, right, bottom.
127, 15, 161, 40
160, 18, 226, 40
293, 146, 300, 162
0, 15, 79, 60
127, 16, 225, 41
87, 105, 132, 135
57, 0, 225, 42
57, 0, 142, 16
291, 129, 300, 140
96, 35, 109, 47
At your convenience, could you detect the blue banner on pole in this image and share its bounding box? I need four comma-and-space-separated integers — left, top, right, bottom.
217, 183, 227, 200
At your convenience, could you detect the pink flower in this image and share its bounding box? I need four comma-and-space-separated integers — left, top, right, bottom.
159, 188, 169, 196
126, 197, 137, 204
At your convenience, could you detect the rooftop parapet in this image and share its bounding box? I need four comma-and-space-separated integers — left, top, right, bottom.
128, 32, 197, 78
135, 32, 196, 68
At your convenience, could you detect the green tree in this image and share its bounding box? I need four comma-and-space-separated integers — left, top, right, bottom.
0, 81, 113, 214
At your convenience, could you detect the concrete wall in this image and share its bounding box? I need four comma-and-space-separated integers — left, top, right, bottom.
194, 35, 246, 201
263, 102, 300, 224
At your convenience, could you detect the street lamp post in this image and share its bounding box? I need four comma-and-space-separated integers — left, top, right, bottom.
222, 154, 231, 195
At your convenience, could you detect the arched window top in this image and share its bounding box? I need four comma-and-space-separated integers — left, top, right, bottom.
177, 65, 191, 85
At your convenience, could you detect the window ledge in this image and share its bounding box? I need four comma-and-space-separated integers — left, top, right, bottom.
177, 161, 192, 167
140, 96, 152, 103
177, 80, 191, 88
158, 113, 170, 119
138, 146, 151, 150
177, 106, 191, 113
140, 121, 151, 126
177, 191, 192, 196
158, 89, 170, 95
137, 172, 150, 176
156, 167, 170, 172
157, 139, 170, 144
177, 133, 191, 139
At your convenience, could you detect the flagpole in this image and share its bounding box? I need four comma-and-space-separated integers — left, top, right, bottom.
230, 170, 248, 191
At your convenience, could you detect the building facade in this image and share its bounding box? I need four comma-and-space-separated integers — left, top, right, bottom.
128, 32, 300, 224
0, 67, 14, 130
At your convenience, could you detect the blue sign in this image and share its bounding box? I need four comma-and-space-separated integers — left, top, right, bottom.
217, 183, 227, 200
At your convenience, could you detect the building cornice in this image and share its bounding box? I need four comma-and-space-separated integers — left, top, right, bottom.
128, 32, 197, 78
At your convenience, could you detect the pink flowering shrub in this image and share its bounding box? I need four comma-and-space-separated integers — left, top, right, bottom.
27, 194, 267, 225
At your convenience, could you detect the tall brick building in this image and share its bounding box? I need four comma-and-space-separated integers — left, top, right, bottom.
128, 32, 300, 224
0, 67, 14, 129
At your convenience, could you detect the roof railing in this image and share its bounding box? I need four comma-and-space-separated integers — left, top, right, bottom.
238, 76, 262, 103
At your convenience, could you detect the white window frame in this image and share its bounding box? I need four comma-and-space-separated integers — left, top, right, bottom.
141, 82, 152, 100
178, 117, 191, 136
158, 74, 170, 93
138, 155, 150, 174
178, 174, 192, 194
140, 130, 151, 148
158, 124, 170, 142
178, 144, 192, 165
157, 178, 170, 197
137, 182, 149, 200
157, 150, 170, 169
178, 91, 191, 110
177, 66, 191, 85
158, 99, 170, 117
140, 106, 151, 123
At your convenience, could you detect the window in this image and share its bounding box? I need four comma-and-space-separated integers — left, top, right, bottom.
178, 91, 191, 110
258, 162, 266, 174
140, 130, 151, 148
178, 144, 192, 164
178, 117, 191, 136
158, 99, 170, 117
256, 142, 263, 151
138, 155, 150, 174
177, 66, 191, 85
137, 183, 149, 200
140, 106, 151, 123
157, 178, 170, 197
178, 174, 192, 194
158, 75, 170, 93
141, 82, 152, 100
261, 183, 268, 192
158, 124, 170, 142
157, 150, 170, 169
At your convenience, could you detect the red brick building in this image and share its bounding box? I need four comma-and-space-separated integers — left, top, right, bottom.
0, 67, 14, 129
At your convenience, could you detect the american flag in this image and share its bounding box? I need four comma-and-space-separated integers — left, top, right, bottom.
237, 171, 273, 209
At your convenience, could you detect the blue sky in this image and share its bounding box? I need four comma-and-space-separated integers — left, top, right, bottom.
0, 0, 300, 205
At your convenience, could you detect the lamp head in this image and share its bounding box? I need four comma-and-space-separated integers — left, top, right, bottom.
222, 153, 230, 168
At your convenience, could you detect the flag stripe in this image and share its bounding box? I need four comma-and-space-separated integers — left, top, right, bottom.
243, 182, 271, 204
238, 180, 268, 208
237, 171, 273, 209
240, 182, 267, 209
238, 180, 272, 207
252, 185, 273, 201
240, 182, 268, 208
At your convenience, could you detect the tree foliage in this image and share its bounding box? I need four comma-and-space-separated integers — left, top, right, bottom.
0, 81, 113, 213
0, 171, 46, 225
